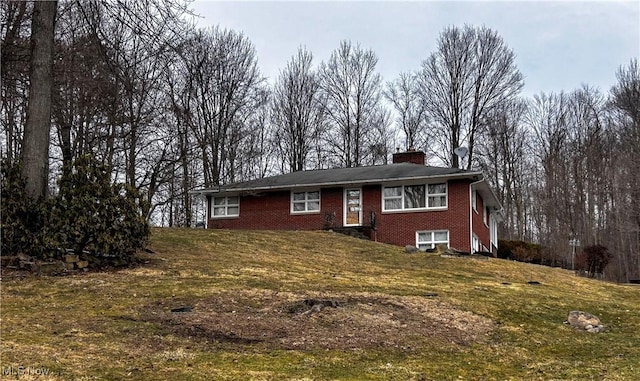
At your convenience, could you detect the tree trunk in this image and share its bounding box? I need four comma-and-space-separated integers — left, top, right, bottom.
21, 1, 57, 199
179, 127, 192, 227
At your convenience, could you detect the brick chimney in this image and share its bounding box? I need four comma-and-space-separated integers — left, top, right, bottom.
392, 149, 425, 165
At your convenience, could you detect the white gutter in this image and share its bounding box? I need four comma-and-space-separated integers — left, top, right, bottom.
469, 178, 484, 254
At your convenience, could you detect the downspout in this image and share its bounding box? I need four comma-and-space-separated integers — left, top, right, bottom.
469, 178, 483, 254
205, 195, 210, 229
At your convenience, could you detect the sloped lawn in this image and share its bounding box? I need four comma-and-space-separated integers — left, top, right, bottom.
1, 228, 639, 380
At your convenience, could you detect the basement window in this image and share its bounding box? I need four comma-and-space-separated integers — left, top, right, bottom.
416, 230, 449, 250
291, 190, 320, 213
212, 196, 239, 218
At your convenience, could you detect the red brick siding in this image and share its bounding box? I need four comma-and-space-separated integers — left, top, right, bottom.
471, 193, 491, 252
362, 180, 472, 252
391, 151, 426, 165
208, 188, 344, 230
207, 180, 475, 252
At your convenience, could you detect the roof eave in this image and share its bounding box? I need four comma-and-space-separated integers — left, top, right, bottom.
193, 170, 484, 196
472, 179, 504, 211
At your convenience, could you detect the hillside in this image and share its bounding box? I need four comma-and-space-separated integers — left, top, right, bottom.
1, 228, 639, 380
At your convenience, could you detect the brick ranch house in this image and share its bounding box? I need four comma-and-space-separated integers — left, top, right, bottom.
195, 150, 502, 254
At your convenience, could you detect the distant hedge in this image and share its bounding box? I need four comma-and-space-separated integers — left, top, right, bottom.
497, 240, 544, 264
576, 244, 612, 278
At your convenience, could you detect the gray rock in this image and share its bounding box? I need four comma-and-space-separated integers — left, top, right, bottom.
36, 261, 67, 276
405, 245, 419, 253
565, 311, 604, 333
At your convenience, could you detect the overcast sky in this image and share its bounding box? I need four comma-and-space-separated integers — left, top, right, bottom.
190, 1, 639, 98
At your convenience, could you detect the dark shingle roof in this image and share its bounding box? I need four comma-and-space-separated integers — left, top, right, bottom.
200, 163, 481, 193
194, 163, 503, 210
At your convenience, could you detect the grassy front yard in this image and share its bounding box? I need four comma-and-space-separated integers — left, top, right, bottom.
1, 228, 639, 380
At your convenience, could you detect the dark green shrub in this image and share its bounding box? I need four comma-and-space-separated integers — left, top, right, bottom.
1, 156, 150, 268
48, 155, 150, 266
576, 244, 612, 278
498, 240, 543, 263
0, 160, 49, 258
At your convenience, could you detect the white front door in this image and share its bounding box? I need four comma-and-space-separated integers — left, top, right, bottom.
344, 188, 362, 226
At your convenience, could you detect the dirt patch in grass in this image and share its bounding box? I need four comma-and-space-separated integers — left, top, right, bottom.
141, 289, 493, 351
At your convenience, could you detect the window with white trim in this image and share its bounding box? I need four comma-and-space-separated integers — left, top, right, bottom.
404, 185, 426, 209
383, 186, 402, 210
416, 230, 449, 250
212, 196, 239, 218
383, 183, 447, 211
291, 190, 320, 213
428, 183, 447, 208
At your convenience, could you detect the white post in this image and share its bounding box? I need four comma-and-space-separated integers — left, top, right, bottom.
569, 238, 580, 271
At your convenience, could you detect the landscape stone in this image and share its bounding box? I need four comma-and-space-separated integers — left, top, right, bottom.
1, 256, 18, 267
566, 310, 604, 333
18, 253, 32, 262
405, 245, 419, 253
19, 260, 36, 270
38, 261, 67, 276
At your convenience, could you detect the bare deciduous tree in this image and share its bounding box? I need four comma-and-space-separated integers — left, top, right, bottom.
417, 25, 523, 169
1, 1, 31, 162
384, 72, 428, 151
525, 92, 573, 265
175, 26, 263, 187
611, 59, 640, 126
319, 40, 384, 167
609, 59, 640, 281
234, 85, 274, 180
476, 98, 534, 241
523, 87, 613, 269
52, 2, 117, 173
271, 47, 326, 172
